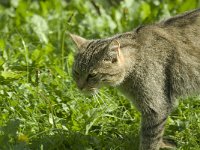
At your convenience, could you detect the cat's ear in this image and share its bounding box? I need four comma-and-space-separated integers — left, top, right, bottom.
70, 34, 89, 49
108, 40, 124, 63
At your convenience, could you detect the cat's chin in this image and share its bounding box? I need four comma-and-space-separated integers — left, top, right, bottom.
82, 88, 99, 96
108, 79, 124, 87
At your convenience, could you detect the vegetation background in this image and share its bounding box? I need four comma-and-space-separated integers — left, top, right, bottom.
0, 0, 200, 149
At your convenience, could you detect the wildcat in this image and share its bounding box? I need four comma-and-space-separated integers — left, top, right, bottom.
70, 9, 200, 150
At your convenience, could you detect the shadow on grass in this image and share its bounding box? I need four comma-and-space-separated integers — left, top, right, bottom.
0, 119, 139, 150
30, 130, 140, 150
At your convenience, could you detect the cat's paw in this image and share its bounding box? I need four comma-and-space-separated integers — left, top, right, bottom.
160, 138, 177, 150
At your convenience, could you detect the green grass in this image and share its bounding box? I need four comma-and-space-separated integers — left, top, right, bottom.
0, 0, 200, 149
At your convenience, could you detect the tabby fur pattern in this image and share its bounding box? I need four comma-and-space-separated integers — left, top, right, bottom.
70, 9, 200, 150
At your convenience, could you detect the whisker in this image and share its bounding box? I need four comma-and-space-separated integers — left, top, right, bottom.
95, 93, 108, 107
93, 93, 103, 109
99, 92, 115, 105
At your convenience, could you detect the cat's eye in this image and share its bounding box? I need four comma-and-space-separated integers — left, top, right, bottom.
87, 73, 97, 81
104, 56, 118, 63
88, 73, 96, 78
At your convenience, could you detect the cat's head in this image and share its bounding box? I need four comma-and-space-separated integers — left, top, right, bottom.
70, 34, 126, 93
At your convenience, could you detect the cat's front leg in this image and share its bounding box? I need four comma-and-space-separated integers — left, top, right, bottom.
139, 112, 168, 150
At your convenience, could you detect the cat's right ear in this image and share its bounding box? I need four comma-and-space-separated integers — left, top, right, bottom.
108, 40, 124, 64
70, 34, 89, 49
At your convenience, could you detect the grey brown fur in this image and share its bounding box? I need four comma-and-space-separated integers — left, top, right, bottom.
70, 9, 200, 150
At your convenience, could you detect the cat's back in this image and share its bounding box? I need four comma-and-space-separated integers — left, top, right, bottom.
133, 9, 200, 52
161, 9, 200, 59
160, 9, 200, 97
162, 8, 200, 27
132, 9, 200, 97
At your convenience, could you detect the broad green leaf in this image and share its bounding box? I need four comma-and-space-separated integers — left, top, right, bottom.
11, 0, 20, 8
30, 15, 49, 44
49, 113, 54, 125
0, 39, 5, 51
140, 2, 151, 21
1, 71, 26, 79
31, 49, 41, 61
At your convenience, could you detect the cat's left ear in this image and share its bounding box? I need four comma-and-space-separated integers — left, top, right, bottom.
70, 34, 89, 49
108, 40, 124, 63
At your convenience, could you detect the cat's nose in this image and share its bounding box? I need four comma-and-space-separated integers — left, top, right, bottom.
78, 85, 84, 90
77, 79, 85, 90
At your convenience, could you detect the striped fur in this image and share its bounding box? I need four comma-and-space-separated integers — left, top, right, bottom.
71, 9, 200, 150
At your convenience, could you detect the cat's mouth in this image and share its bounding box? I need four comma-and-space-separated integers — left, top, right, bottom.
81, 87, 99, 96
